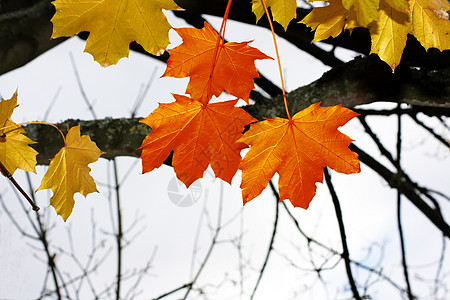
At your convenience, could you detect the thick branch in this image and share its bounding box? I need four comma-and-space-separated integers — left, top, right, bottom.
24, 118, 150, 165
0, 0, 67, 75
246, 55, 450, 120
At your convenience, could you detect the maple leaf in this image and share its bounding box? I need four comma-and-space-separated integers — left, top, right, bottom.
370, 0, 450, 70
162, 22, 272, 104
37, 125, 102, 221
342, 0, 380, 26
251, 0, 297, 30
238, 103, 360, 209
140, 94, 256, 187
0, 91, 37, 175
410, 0, 450, 51
51, 0, 182, 67
369, 0, 410, 70
300, 0, 360, 42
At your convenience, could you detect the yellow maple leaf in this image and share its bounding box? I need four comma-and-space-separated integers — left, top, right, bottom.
370, 0, 450, 70
37, 125, 102, 221
51, 0, 182, 67
369, 0, 410, 70
410, 0, 450, 51
302, 0, 450, 70
299, 0, 360, 42
0, 91, 37, 175
342, 0, 380, 26
300, 1, 348, 42
252, 0, 297, 30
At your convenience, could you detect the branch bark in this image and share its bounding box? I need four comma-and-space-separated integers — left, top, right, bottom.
24, 118, 147, 165
247, 56, 450, 121
0, 0, 67, 75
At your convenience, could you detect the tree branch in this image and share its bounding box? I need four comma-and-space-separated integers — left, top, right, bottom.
0, 0, 67, 75
324, 168, 361, 300
24, 118, 150, 165
350, 144, 450, 239
258, 56, 450, 120
395, 107, 414, 300
250, 181, 279, 300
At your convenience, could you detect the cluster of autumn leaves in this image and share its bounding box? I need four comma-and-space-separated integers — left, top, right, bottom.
139, 19, 361, 209
301, 0, 450, 70
1, 0, 449, 220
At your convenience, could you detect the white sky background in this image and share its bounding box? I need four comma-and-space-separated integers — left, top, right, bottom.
0, 10, 449, 300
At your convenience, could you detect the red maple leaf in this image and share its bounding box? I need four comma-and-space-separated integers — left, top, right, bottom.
140, 94, 256, 186
162, 22, 272, 104
239, 102, 360, 208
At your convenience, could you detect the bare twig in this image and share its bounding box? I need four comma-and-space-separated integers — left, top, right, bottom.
131, 67, 158, 118
182, 182, 224, 299
113, 158, 123, 300
69, 52, 97, 119
409, 113, 450, 148
324, 168, 361, 300
358, 116, 396, 166
250, 180, 279, 300
433, 236, 446, 297
396, 105, 414, 300
153, 284, 191, 300
42, 86, 62, 121
24, 172, 62, 300
152, 182, 225, 300
124, 246, 157, 299
0, 191, 38, 239
190, 194, 207, 278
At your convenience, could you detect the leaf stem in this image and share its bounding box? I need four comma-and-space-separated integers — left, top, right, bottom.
205, 0, 233, 103
218, 0, 232, 40
1, 121, 66, 145
260, 0, 291, 120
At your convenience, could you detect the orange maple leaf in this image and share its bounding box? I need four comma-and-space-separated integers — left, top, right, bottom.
239, 103, 360, 209
162, 22, 272, 104
140, 94, 256, 187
